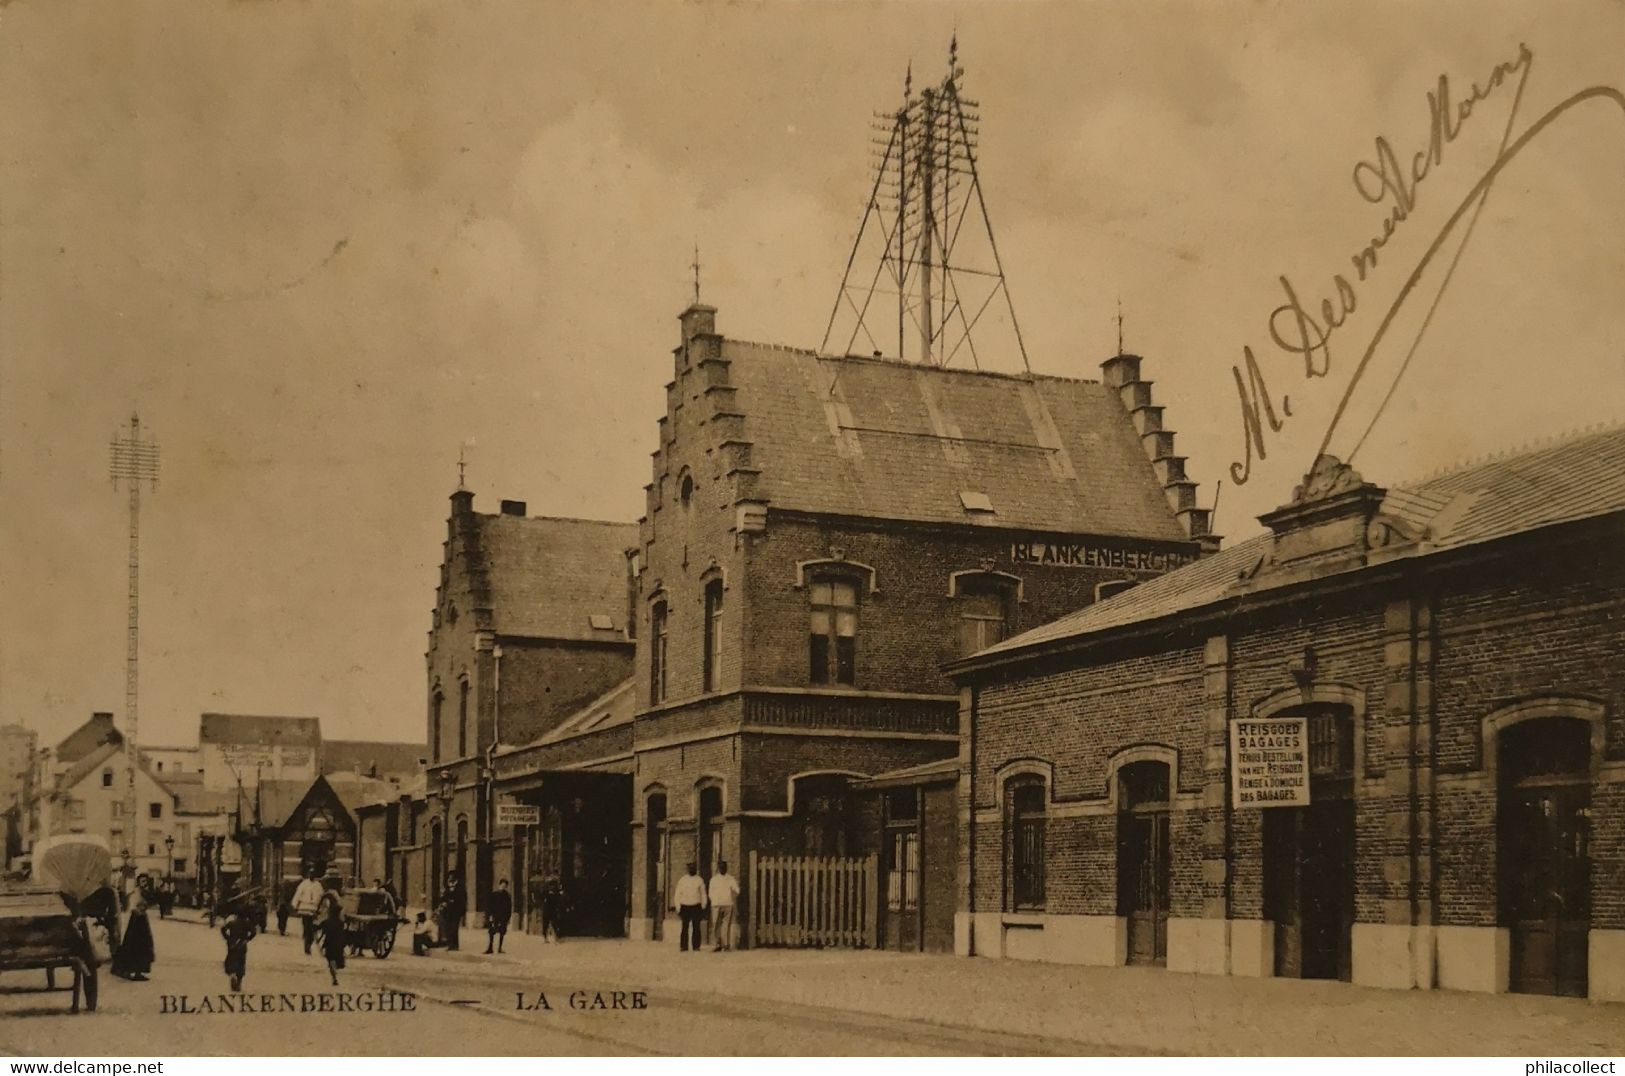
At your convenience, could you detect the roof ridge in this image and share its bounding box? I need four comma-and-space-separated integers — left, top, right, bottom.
1400, 419, 1625, 488
482, 513, 636, 527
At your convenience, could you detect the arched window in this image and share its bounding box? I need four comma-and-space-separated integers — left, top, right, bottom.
455, 816, 470, 892
458, 678, 471, 758
702, 580, 724, 693
1005, 777, 1046, 911
679, 471, 695, 507
957, 579, 1014, 657
795, 775, 852, 856
697, 783, 724, 879
809, 577, 859, 685
650, 600, 669, 703
430, 690, 444, 764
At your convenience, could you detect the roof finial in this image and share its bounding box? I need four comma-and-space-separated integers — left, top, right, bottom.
1116, 295, 1125, 356
457, 444, 468, 491
903, 60, 912, 102
691, 242, 702, 305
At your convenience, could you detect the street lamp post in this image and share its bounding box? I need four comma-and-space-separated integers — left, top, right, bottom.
164, 834, 175, 884
437, 768, 454, 896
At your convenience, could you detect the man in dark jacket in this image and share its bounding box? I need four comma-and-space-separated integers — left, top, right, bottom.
484, 878, 513, 954
442, 872, 467, 951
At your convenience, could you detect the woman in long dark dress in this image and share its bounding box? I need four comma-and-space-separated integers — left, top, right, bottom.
316, 890, 347, 986
111, 895, 155, 981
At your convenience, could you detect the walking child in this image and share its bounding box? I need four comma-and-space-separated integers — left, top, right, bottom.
220, 906, 257, 992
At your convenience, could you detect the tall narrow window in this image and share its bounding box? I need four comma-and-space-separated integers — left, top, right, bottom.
430, 691, 444, 764
651, 601, 669, 703
702, 581, 724, 693
809, 578, 858, 685
958, 583, 1011, 657
458, 679, 470, 758
1006, 778, 1046, 911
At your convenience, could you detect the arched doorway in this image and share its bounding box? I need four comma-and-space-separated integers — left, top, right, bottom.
697, 784, 724, 880
429, 819, 443, 908
795, 775, 852, 856
1499, 717, 1591, 997
1117, 760, 1171, 966
1263, 703, 1355, 980
455, 816, 469, 892
645, 792, 668, 941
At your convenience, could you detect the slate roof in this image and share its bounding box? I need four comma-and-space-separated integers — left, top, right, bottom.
199, 713, 321, 748
854, 755, 961, 789
322, 740, 426, 781
245, 780, 310, 830
476, 514, 637, 642
54, 714, 122, 764
531, 679, 634, 746
319, 773, 400, 817
962, 424, 1625, 667
54, 742, 162, 796
722, 343, 1187, 540
171, 784, 238, 816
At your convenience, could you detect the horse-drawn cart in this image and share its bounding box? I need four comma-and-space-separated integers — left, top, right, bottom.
0, 887, 97, 1013
339, 888, 404, 959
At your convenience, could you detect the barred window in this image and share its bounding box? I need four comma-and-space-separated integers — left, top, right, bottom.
1006, 778, 1046, 911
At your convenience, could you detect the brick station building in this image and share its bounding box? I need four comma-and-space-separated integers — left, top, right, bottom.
627, 303, 1214, 946
401, 494, 637, 923
947, 426, 1625, 1002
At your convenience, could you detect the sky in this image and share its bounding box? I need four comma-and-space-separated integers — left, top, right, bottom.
3, 0, 1623, 751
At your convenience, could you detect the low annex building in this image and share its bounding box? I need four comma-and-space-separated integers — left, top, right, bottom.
948, 427, 1625, 1002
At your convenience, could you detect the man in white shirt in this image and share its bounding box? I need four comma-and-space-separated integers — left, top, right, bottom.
708, 860, 741, 952
290, 871, 327, 956
671, 861, 707, 953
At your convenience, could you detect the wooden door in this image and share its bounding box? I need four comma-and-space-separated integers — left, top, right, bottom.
1119, 811, 1169, 966
646, 795, 668, 942
1505, 784, 1590, 997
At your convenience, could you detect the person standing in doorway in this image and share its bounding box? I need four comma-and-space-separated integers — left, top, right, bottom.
672, 862, 707, 953
708, 860, 740, 951
291, 870, 325, 956
442, 872, 467, 951
484, 879, 512, 954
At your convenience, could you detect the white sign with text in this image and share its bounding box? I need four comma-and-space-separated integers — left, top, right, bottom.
1231, 717, 1311, 808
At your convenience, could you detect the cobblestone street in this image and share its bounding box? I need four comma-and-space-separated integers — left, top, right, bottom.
1, 916, 1621, 1056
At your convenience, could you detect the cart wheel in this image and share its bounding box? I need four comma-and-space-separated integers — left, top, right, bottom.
373, 928, 395, 959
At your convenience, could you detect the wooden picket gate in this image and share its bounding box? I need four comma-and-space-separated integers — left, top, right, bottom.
748, 851, 879, 949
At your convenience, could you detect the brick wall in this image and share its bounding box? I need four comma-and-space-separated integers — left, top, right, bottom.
495, 640, 633, 746
961, 518, 1625, 944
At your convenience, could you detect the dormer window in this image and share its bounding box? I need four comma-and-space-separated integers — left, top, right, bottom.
959, 490, 995, 514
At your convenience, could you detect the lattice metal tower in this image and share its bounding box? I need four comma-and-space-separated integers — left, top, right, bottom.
822, 36, 1029, 371
109, 413, 159, 854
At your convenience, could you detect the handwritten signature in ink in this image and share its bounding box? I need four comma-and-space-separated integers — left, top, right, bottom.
1228, 44, 1625, 485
